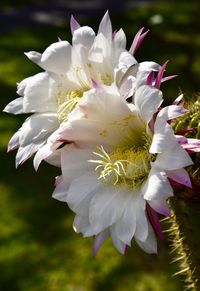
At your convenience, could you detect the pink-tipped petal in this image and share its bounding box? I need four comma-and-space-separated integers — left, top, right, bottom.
147, 205, 164, 239
173, 94, 184, 105
146, 70, 155, 86
7, 131, 20, 152
166, 168, 192, 188
176, 135, 189, 145
93, 230, 109, 256
98, 11, 112, 40
70, 15, 81, 35
158, 104, 188, 121
24, 51, 42, 66
154, 61, 168, 89
33, 138, 61, 171
148, 199, 171, 217
177, 137, 200, 153
124, 244, 129, 253
161, 74, 177, 84
112, 30, 117, 40
129, 27, 149, 55
33, 145, 50, 171
16, 143, 42, 168
55, 175, 63, 187
92, 79, 102, 89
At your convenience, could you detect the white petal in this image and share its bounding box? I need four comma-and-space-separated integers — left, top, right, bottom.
79, 87, 129, 121
89, 187, 127, 234
19, 113, 58, 146
119, 76, 136, 99
166, 168, 192, 188
23, 72, 57, 113
73, 215, 94, 237
72, 26, 95, 78
148, 199, 170, 216
118, 51, 137, 73
18, 113, 60, 167
98, 11, 112, 41
93, 229, 109, 255
41, 41, 72, 74
150, 105, 188, 153
16, 142, 44, 167
3, 97, 23, 114
61, 119, 111, 148
113, 28, 126, 49
143, 165, 173, 200
65, 172, 100, 217
110, 226, 126, 254
135, 61, 160, 89
134, 85, 163, 123
33, 145, 51, 170
61, 146, 94, 180
24, 51, 42, 67
89, 33, 112, 68
52, 179, 70, 202
138, 61, 160, 72
113, 193, 137, 246
155, 143, 193, 170
134, 197, 148, 242
158, 104, 188, 121
62, 88, 141, 148
73, 26, 95, 50
135, 222, 157, 254
17, 76, 32, 96
150, 119, 176, 154
7, 130, 20, 152
33, 128, 62, 170
44, 148, 61, 167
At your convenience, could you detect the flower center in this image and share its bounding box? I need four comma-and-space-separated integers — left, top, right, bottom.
89, 141, 154, 189
87, 63, 113, 86
56, 89, 84, 122
56, 65, 114, 122
56, 66, 91, 122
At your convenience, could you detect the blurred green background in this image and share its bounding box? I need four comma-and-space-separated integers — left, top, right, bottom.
1, 1, 200, 290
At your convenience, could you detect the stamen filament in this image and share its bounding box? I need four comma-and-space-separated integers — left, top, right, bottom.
89, 145, 152, 189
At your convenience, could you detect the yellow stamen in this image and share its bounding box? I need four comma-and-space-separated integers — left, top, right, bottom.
56, 66, 91, 122
74, 66, 91, 91
56, 90, 83, 122
89, 144, 154, 189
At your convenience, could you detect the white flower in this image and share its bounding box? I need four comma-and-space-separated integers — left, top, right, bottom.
52, 84, 193, 254
5, 12, 155, 167
4, 11, 161, 167
32, 60, 162, 170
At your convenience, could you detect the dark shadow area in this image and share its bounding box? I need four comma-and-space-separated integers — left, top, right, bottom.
0, 0, 161, 33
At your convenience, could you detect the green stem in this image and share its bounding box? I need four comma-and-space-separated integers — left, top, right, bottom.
166, 185, 200, 290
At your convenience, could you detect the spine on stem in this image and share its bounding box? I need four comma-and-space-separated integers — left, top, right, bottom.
167, 95, 200, 290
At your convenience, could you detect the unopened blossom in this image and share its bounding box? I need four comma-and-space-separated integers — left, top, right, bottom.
3, 12, 158, 167
52, 80, 193, 254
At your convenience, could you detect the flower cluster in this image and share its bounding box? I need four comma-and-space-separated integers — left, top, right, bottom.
4, 12, 200, 255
